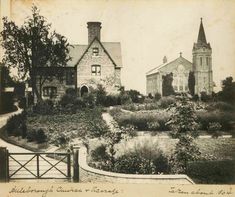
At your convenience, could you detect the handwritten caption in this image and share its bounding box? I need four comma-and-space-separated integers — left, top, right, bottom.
169, 186, 233, 196
9, 185, 121, 197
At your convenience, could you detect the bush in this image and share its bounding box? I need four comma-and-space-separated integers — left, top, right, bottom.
6, 112, 27, 137
33, 100, 54, 115
91, 144, 109, 162
154, 93, 161, 101
206, 102, 235, 112
36, 128, 47, 143
158, 96, 176, 109
113, 140, 170, 174
197, 111, 234, 131
200, 92, 212, 102
207, 122, 222, 138
187, 160, 235, 184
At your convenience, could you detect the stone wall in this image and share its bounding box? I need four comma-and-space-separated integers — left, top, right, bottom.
78, 147, 195, 184
77, 39, 120, 94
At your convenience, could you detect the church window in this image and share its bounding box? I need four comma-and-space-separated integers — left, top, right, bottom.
91, 65, 101, 76
206, 57, 209, 65
66, 69, 75, 85
92, 47, 99, 56
200, 57, 203, 66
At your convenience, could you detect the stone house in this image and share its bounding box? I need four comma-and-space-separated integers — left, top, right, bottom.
146, 19, 213, 97
37, 22, 122, 101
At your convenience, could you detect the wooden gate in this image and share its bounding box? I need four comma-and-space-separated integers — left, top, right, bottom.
8, 152, 71, 180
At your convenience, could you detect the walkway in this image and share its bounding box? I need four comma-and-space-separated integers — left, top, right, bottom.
0, 109, 71, 182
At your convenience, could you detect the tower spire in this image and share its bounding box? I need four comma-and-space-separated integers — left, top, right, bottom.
197, 18, 207, 44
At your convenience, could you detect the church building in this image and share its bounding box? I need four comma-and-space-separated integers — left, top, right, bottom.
146, 19, 213, 97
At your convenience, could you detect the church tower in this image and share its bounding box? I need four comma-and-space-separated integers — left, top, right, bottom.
192, 18, 213, 95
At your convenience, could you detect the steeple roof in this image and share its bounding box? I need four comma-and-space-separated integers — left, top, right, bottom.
197, 18, 207, 44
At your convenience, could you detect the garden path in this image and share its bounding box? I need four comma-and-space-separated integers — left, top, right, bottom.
0, 109, 71, 182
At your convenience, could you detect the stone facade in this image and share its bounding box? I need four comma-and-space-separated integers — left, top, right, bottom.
146, 55, 193, 96
146, 19, 213, 96
35, 21, 122, 101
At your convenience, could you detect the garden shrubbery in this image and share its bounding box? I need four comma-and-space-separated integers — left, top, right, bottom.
187, 160, 235, 184
110, 108, 170, 131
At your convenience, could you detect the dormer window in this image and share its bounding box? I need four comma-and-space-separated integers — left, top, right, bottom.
92, 47, 99, 56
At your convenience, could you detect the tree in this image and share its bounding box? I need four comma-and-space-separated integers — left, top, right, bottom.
167, 97, 201, 173
188, 71, 195, 96
217, 77, 235, 105
162, 73, 175, 96
0, 6, 71, 102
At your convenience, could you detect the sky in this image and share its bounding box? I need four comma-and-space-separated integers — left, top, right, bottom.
1, 0, 235, 94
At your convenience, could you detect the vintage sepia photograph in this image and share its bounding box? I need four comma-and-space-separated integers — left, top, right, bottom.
0, 0, 235, 196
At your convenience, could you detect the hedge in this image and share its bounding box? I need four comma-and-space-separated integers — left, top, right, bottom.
187, 160, 235, 184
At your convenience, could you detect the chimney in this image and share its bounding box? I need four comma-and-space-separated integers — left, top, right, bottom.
163, 56, 167, 63
87, 22, 102, 44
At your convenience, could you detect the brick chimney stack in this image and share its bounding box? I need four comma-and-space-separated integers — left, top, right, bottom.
87, 22, 102, 44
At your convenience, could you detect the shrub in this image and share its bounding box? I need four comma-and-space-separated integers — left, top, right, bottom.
207, 122, 222, 138
0, 92, 16, 114
36, 128, 47, 143
154, 93, 161, 101
6, 112, 26, 137
200, 91, 212, 102
114, 140, 170, 174
103, 95, 121, 107
27, 129, 37, 142
158, 96, 176, 109
206, 102, 235, 112
187, 160, 235, 184
33, 100, 54, 115
91, 144, 109, 162
197, 111, 234, 131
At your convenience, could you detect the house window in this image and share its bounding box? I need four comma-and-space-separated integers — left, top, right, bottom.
66, 70, 74, 85
43, 86, 57, 98
92, 47, 99, 56
91, 65, 101, 76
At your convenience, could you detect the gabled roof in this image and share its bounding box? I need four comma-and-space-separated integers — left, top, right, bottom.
146, 56, 192, 76
66, 45, 87, 67
68, 37, 122, 68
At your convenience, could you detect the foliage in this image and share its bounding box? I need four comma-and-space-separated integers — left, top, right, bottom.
197, 110, 233, 131
27, 128, 47, 143
217, 76, 235, 105
206, 101, 235, 112
167, 97, 201, 173
125, 89, 144, 103
200, 91, 212, 102
162, 73, 175, 96
188, 71, 195, 96
158, 96, 176, 109
207, 122, 222, 138
32, 100, 55, 115
154, 93, 161, 101
6, 111, 27, 137
110, 108, 170, 131
0, 6, 71, 101
187, 160, 235, 184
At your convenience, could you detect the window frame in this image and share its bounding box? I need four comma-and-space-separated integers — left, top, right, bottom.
91, 65, 101, 76
92, 47, 99, 56
43, 86, 57, 97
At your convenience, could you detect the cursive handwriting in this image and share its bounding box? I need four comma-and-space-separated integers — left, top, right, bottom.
9, 185, 120, 197
169, 187, 233, 196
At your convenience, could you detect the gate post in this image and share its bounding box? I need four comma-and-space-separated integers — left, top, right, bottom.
0, 147, 9, 182
73, 148, 79, 182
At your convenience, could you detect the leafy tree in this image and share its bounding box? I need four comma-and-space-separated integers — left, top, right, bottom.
188, 71, 195, 96
167, 97, 201, 173
162, 73, 175, 96
0, 6, 71, 102
217, 77, 235, 105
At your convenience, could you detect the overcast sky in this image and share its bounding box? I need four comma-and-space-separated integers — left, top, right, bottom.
3, 0, 235, 93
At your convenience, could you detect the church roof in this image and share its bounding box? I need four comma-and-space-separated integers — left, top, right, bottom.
197, 18, 207, 44
66, 39, 122, 68
146, 55, 192, 76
